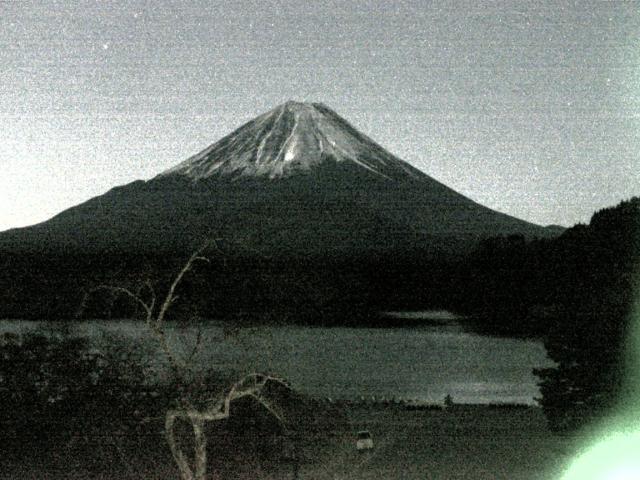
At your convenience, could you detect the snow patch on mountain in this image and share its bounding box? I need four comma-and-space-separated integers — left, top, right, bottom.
159, 101, 424, 181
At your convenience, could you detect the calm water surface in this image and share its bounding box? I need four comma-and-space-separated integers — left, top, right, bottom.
1, 317, 552, 405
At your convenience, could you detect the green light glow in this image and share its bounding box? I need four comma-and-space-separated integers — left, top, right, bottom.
561, 431, 640, 480
560, 285, 640, 479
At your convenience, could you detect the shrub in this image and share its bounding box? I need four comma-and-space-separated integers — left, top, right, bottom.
0, 325, 157, 456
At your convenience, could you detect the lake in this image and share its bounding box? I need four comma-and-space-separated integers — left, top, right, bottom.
0, 315, 552, 405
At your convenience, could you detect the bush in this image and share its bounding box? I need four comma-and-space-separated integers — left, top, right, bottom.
0, 325, 158, 456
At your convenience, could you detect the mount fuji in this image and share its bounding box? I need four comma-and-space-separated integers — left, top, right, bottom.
161, 101, 427, 181
0, 101, 560, 258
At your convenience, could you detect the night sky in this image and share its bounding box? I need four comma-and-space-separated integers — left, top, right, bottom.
1, 0, 638, 231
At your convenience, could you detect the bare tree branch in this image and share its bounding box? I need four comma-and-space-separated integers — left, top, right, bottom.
164, 372, 290, 480
165, 411, 195, 480
88, 239, 289, 480
155, 241, 211, 329
91, 285, 154, 321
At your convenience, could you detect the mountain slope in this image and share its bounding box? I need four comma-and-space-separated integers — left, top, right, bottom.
159, 101, 425, 181
0, 101, 559, 257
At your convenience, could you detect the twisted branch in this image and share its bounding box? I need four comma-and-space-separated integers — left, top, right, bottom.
165, 373, 289, 480
85, 240, 287, 480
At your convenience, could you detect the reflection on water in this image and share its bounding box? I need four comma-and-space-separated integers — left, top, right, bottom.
1, 317, 552, 405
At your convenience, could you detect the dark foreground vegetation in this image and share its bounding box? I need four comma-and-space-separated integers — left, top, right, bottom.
466, 198, 639, 433
0, 326, 346, 479
0, 328, 571, 479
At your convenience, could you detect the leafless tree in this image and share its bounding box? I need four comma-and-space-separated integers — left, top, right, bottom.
89, 242, 289, 480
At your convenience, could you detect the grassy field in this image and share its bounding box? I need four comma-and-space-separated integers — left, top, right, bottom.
289, 404, 575, 480
3, 403, 578, 480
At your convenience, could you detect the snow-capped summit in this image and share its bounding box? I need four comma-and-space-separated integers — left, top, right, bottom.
160, 101, 423, 181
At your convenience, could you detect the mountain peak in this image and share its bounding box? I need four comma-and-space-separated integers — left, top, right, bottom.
279, 99, 321, 110
159, 101, 424, 181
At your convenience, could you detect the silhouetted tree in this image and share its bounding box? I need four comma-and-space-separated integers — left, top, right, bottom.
0, 325, 154, 464
89, 242, 291, 480
533, 197, 639, 431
